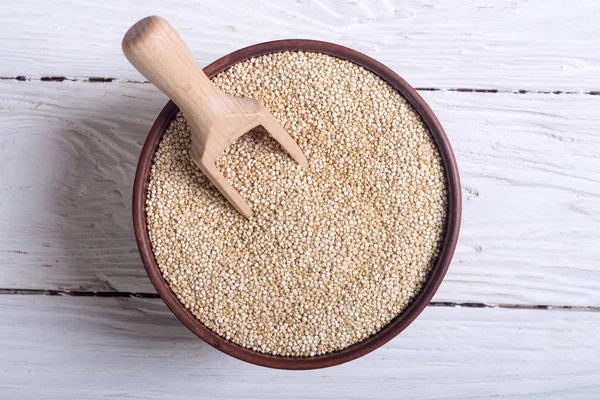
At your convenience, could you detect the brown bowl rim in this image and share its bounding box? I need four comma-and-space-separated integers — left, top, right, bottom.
133, 39, 461, 370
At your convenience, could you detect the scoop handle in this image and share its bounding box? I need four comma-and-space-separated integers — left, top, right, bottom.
121, 16, 218, 119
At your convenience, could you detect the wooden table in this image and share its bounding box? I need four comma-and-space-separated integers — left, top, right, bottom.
1, 0, 599, 398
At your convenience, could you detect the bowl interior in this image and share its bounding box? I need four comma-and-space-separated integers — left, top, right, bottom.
133, 39, 461, 370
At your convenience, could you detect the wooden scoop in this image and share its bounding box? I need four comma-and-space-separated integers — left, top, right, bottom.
122, 16, 308, 218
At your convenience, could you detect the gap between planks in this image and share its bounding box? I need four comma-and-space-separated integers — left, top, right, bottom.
1, 75, 600, 95
0, 288, 598, 312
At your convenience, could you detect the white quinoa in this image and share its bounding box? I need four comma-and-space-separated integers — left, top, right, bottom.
146, 51, 447, 357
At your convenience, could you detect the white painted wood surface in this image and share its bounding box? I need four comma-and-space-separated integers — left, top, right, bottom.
1, 0, 599, 397
1, 296, 599, 399
1, 0, 599, 91
1, 80, 599, 306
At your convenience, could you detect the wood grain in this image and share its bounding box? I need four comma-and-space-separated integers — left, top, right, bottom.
425, 91, 600, 306
0, 81, 165, 293
0, 0, 599, 91
0, 295, 598, 398
0, 80, 598, 306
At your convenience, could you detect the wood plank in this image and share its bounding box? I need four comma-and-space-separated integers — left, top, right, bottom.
425, 91, 600, 306
1, 80, 599, 306
0, 81, 165, 293
0, 0, 599, 91
0, 295, 598, 399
